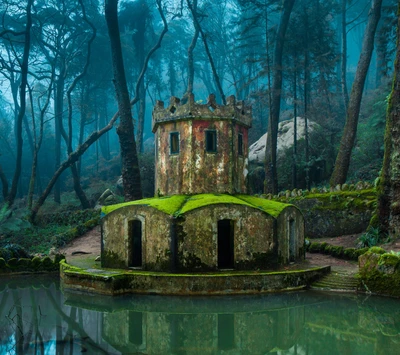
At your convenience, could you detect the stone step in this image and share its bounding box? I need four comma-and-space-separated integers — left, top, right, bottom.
310, 272, 359, 292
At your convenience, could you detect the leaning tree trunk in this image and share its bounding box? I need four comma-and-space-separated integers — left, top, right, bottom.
6, 0, 33, 207
377, 3, 400, 237
264, 0, 296, 194
105, 0, 142, 201
330, 0, 383, 186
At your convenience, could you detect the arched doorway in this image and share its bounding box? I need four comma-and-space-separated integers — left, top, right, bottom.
129, 220, 142, 267
218, 220, 234, 269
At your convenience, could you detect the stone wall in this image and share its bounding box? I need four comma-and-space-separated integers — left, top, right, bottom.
101, 206, 171, 270
264, 186, 375, 238
177, 205, 276, 271
153, 94, 250, 196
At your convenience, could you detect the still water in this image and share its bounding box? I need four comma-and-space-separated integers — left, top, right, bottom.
0, 276, 399, 355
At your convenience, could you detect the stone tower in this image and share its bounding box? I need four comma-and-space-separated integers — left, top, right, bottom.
152, 94, 252, 196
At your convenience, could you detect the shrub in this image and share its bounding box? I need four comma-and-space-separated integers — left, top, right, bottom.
343, 248, 357, 260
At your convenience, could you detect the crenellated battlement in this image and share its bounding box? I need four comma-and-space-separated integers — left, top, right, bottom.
152, 93, 252, 132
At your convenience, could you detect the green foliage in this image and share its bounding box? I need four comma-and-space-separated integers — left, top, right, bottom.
358, 227, 386, 248
348, 84, 390, 182
0, 204, 31, 234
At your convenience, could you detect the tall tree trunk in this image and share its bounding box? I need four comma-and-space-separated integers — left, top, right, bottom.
0, 164, 8, 199
341, 0, 349, 111
136, 82, 146, 153
330, 0, 383, 186
6, 0, 33, 207
263, 0, 296, 194
105, 0, 142, 201
377, 3, 400, 237
54, 73, 65, 204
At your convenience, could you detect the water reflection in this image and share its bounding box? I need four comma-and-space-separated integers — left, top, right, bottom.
0, 276, 400, 354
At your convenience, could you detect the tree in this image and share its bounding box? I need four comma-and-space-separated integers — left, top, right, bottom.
377, 1, 400, 237
1, 0, 34, 207
105, 0, 142, 201
330, 0, 383, 186
263, 0, 296, 194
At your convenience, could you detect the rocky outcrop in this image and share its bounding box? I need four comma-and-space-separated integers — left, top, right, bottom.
249, 117, 319, 163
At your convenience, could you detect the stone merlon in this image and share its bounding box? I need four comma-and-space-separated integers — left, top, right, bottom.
152, 93, 252, 133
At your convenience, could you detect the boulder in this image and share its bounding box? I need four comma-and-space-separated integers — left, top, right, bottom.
249, 117, 320, 163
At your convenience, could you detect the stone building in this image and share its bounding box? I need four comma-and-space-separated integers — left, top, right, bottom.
101, 94, 304, 272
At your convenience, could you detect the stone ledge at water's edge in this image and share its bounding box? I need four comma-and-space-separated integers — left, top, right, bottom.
60, 260, 330, 296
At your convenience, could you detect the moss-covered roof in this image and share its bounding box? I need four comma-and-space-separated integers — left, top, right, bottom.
101, 194, 294, 219
101, 195, 187, 216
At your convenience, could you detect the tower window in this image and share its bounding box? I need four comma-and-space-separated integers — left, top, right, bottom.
238, 133, 243, 156
170, 132, 179, 154
206, 130, 217, 153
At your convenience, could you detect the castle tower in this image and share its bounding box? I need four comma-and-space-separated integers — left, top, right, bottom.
152, 94, 252, 196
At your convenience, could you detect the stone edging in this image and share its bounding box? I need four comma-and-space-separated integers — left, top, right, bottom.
60, 261, 331, 296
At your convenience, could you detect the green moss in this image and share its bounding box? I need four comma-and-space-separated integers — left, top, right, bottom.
235, 195, 293, 218
343, 248, 357, 260
179, 194, 252, 215
309, 242, 322, 253
31, 256, 42, 270
17, 258, 32, 270
0, 258, 6, 269
282, 189, 376, 211
330, 246, 344, 257
356, 247, 370, 257
102, 195, 188, 216
101, 250, 126, 269
41, 256, 55, 270
378, 253, 400, 267
101, 194, 292, 218
369, 246, 386, 255
7, 258, 17, 268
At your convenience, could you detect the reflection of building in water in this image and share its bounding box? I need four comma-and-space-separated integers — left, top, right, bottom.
102, 306, 305, 354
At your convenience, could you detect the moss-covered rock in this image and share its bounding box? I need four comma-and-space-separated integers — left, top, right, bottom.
31, 256, 42, 270
369, 246, 386, 255
7, 258, 18, 268
41, 256, 55, 271
0, 258, 6, 269
17, 258, 32, 270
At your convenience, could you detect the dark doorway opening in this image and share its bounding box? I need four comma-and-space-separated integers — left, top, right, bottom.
218, 220, 234, 269
129, 220, 142, 267
289, 219, 296, 262
218, 314, 235, 350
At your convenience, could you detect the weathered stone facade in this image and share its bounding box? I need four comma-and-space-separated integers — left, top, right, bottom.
101, 195, 304, 271
101, 94, 305, 274
153, 94, 250, 195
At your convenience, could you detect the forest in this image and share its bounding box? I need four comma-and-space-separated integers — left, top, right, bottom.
0, 0, 398, 252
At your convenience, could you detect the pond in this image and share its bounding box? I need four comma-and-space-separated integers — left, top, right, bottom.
0, 276, 399, 354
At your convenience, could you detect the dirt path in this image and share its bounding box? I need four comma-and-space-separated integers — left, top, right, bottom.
58, 227, 101, 268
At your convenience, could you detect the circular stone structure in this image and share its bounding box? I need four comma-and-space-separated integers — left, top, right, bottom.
100, 194, 305, 272
61, 94, 313, 296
